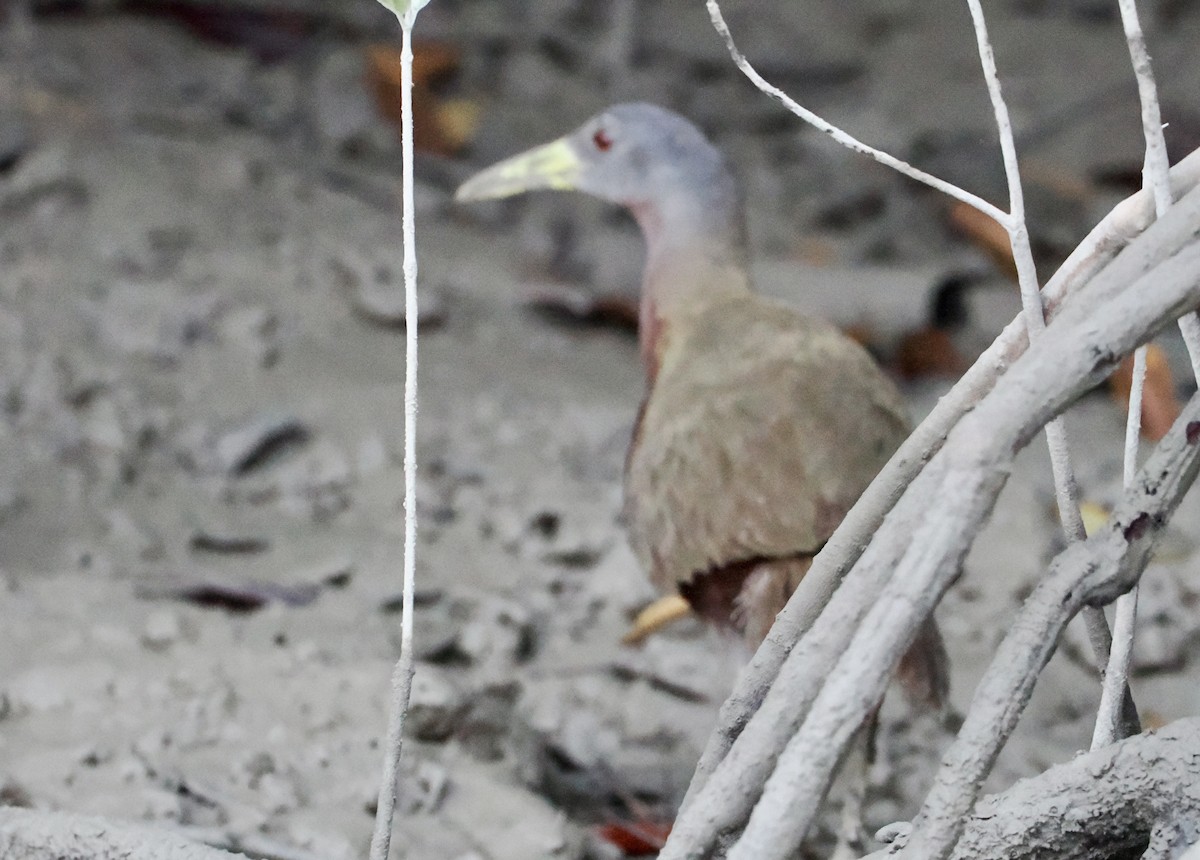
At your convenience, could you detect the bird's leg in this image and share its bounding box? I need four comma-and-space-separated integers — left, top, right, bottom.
831, 706, 880, 860
733, 564, 793, 646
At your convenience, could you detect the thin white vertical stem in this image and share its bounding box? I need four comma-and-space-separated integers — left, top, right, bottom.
964, 0, 1129, 694
1122, 352, 1148, 490
1119, 0, 1200, 382
1121, 0, 1172, 216
964, 0, 1067, 472
1092, 584, 1140, 748
1180, 315, 1200, 381
369, 18, 420, 860
1092, 0, 1180, 750
1090, 336, 1146, 751
1113, 0, 1200, 381
1092, 339, 1146, 749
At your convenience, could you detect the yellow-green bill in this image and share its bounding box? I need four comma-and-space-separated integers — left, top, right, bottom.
455, 138, 583, 202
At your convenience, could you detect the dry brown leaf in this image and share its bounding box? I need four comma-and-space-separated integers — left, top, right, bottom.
841, 324, 877, 350
1109, 344, 1181, 442
893, 326, 968, 380
434, 97, 482, 152
947, 200, 1016, 279
790, 236, 839, 267
594, 820, 672, 856
1022, 164, 1096, 203
366, 41, 476, 157
523, 283, 640, 332
1142, 710, 1170, 731
1079, 500, 1109, 538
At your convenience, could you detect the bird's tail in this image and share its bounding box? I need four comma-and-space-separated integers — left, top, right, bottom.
896, 617, 951, 712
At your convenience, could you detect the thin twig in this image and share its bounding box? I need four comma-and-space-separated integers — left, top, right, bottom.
963, 0, 1139, 730
1112, 0, 1200, 380
368, 13, 421, 860
1122, 0, 1173, 217
963, 0, 1036, 325
1093, 332, 1146, 751
704, 0, 1010, 226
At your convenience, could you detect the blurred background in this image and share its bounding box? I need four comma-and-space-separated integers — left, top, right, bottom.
2, 1, 1200, 858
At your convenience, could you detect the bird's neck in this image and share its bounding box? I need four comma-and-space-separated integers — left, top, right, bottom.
630, 198, 750, 382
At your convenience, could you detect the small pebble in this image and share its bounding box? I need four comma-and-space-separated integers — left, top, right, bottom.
408, 666, 467, 742
141, 610, 182, 651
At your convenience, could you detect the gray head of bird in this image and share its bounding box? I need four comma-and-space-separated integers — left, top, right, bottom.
455, 103, 747, 262
456, 103, 755, 379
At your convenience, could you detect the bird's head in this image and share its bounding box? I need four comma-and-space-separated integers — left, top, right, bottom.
457, 104, 751, 376
455, 103, 737, 218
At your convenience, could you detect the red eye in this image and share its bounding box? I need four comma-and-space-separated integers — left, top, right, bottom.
592, 129, 613, 151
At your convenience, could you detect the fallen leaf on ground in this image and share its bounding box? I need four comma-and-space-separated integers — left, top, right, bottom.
893, 326, 968, 380
523, 283, 639, 332
594, 820, 672, 856
190, 531, 270, 555
137, 579, 323, 613
1142, 710, 1170, 731
840, 323, 876, 350
1079, 501, 1110, 538
367, 42, 477, 156
112, 0, 310, 62
947, 201, 1016, 280
1109, 344, 1181, 442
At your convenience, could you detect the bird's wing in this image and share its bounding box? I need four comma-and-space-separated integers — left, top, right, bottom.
624, 297, 910, 593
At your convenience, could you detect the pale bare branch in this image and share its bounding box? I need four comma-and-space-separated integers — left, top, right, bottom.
681, 0, 1200, 851
728, 207, 1200, 859
901, 391, 1200, 859
1121, 0, 1173, 215
1093, 0, 1196, 752
672, 148, 1200, 838
963, 0, 1142, 730
665, 179, 1200, 860
368, 16, 422, 860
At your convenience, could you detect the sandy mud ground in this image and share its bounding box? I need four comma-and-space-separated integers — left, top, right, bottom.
1, 1, 1199, 857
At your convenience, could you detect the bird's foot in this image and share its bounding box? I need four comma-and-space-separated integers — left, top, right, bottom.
622, 594, 692, 645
